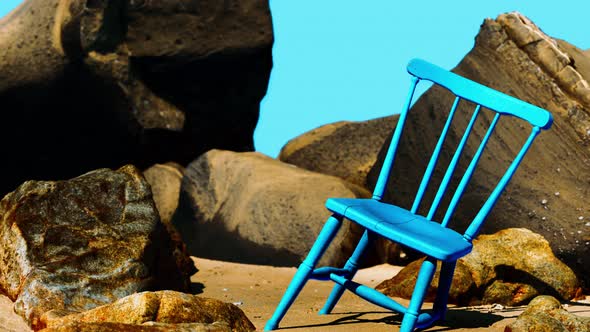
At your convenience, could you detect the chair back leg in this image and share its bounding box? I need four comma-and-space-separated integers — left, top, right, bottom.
320, 229, 373, 314
432, 261, 456, 319
264, 214, 344, 331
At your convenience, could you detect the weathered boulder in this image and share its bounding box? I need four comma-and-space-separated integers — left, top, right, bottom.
279, 116, 398, 187
505, 295, 590, 332
0, 166, 194, 329
40, 321, 230, 332
173, 150, 371, 267
40, 291, 254, 332
376, 228, 581, 306
0, 0, 273, 196
144, 163, 185, 225
367, 12, 590, 287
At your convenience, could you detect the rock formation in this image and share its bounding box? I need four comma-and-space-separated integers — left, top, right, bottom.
144, 163, 185, 225
40, 291, 255, 332
370, 11, 590, 287
279, 12, 590, 287
0, 166, 194, 329
0, 0, 273, 196
173, 149, 371, 267
376, 228, 581, 306
505, 295, 590, 332
279, 116, 398, 187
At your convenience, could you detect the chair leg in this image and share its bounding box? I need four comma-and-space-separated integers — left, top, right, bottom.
400, 257, 437, 332
432, 261, 456, 320
264, 214, 344, 331
319, 229, 372, 315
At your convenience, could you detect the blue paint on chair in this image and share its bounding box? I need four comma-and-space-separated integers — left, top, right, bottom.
264, 58, 552, 331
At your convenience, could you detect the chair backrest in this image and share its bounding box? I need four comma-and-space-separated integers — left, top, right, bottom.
372, 58, 553, 242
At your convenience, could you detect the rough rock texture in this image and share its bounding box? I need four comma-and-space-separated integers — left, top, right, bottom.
144, 163, 185, 225
0, 166, 194, 329
40, 321, 230, 332
367, 12, 590, 287
0, 0, 273, 196
279, 116, 398, 187
173, 149, 371, 267
376, 228, 582, 306
40, 291, 254, 332
505, 295, 590, 332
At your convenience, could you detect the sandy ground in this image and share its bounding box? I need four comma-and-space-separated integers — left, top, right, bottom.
1, 257, 589, 332
191, 257, 590, 332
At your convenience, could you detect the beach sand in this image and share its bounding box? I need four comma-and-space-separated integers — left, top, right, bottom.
1, 257, 589, 331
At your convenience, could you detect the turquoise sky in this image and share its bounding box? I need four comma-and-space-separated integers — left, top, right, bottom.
1, 1, 589, 157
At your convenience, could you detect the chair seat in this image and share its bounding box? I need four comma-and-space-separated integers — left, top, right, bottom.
326, 198, 472, 261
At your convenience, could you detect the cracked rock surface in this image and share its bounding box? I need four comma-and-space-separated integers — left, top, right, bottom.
0, 165, 194, 330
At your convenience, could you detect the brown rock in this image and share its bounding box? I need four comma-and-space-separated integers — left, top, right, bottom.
376, 229, 581, 306
505, 295, 590, 332
40, 321, 231, 332
40, 291, 254, 332
376, 259, 477, 305
367, 12, 590, 287
144, 163, 185, 225
0, 166, 194, 329
173, 150, 371, 267
0, 0, 273, 196
279, 116, 398, 188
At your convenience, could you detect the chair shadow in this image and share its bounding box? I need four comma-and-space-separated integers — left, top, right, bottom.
276, 308, 505, 331
275, 311, 403, 330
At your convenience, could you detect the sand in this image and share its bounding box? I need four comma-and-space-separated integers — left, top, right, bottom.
192, 257, 590, 331
1, 257, 589, 331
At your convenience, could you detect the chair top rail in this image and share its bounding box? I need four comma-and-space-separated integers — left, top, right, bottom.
407, 58, 553, 129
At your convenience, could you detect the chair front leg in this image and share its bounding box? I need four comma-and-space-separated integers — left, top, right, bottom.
264, 214, 344, 331
400, 256, 437, 332
320, 228, 372, 314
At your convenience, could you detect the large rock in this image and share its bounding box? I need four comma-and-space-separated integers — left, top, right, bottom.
173, 150, 371, 267
144, 163, 185, 225
505, 295, 590, 332
367, 12, 590, 287
376, 228, 582, 306
40, 322, 230, 332
279, 116, 398, 187
0, 0, 273, 196
0, 166, 194, 329
40, 291, 254, 332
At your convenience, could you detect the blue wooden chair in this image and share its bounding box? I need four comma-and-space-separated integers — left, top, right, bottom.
264, 58, 553, 332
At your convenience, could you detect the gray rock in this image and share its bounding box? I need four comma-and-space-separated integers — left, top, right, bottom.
173, 150, 371, 267
144, 163, 185, 225
279, 116, 398, 188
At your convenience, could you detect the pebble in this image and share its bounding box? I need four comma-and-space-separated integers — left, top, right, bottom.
541, 199, 548, 205
554, 192, 560, 196
579, 216, 585, 221
585, 222, 590, 227
232, 301, 243, 306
